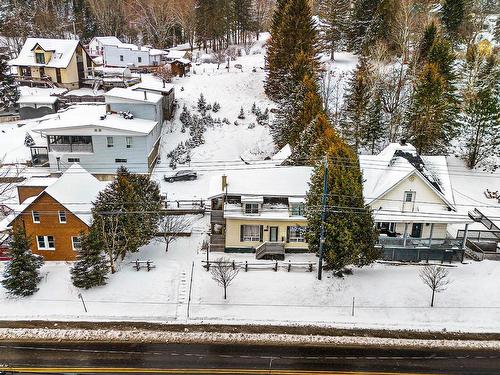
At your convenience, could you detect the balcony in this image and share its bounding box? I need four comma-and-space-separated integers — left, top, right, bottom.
377, 236, 464, 249
49, 143, 93, 153
48, 136, 93, 153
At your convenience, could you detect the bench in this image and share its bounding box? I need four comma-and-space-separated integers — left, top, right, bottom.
130, 259, 156, 271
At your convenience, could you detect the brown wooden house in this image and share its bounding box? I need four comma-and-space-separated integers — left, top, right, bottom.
4, 164, 105, 261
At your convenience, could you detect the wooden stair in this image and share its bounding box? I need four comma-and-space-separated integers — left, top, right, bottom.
255, 242, 285, 260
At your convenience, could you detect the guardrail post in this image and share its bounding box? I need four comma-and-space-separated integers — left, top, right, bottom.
232, 260, 235, 270
245, 261, 248, 272
288, 260, 291, 272
274, 261, 278, 272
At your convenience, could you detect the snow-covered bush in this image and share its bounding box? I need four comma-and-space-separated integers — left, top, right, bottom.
213, 102, 221, 112
238, 106, 245, 119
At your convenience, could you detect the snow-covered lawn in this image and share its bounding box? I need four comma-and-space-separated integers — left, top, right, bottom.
1, 230, 500, 333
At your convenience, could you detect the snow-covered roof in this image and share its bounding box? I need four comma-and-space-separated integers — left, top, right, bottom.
173, 58, 191, 65
18, 96, 59, 105
105, 87, 162, 104
373, 210, 472, 224
166, 50, 187, 59
31, 105, 158, 136
18, 177, 59, 187
149, 48, 168, 56
91, 36, 122, 46
207, 166, 314, 199
271, 144, 291, 164
131, 81, 174, 94
3, 164, 106, 228
9, 38, 81, 68
360, 142, 455, 209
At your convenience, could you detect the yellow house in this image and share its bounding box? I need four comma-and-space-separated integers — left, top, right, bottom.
9, 38, 95, 90
208, 167, 313, 259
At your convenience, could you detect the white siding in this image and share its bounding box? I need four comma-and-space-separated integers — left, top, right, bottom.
103, 45, 152, 67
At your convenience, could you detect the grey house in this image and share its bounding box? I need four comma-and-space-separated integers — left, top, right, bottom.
31, 86, 169, 177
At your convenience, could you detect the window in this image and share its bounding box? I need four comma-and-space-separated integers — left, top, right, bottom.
241, 225, 260, 242
120, 55, 124, 61
290, 203, 305, 216
288, 226, 306, 242
72, 236, 82, 250
377, 222, 396, 232
58, 211, 67, 223
244, 203, 259, 214
35, 52, 45, 64
32, 211, 40, 223
126, 136, 133, 148
115, 158, 127, 163
404, 191, 414, 203
37, 235, 55, 250
68, 158, 80, 163
138, 56, 142, 63
107, 136, 114, 148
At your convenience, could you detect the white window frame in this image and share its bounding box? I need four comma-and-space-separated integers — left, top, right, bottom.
290, 203, 305, 216
58, 210, 67, 224
126, 136, 133, 148
37, 235, 55, 250
242, 225, 260, 242
32, 211, 40, 224
288, 226, 306, 242
404, 191, 415, 203
71, 236, 82, 251
107, 136, 114, 148
244, 203, 259, 215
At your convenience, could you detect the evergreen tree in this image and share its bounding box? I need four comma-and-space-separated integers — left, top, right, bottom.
363, 88, 385, 154
495, 18, 500, 43
406, 63, 449, 154
92, 167, 161, 273
417, 22, 438, 64
0, 53, 19, 111
197, 93, 207, 112
459, 47, 500, 169
348, 0, 380, 53
305, 131, 379, 273
24, 133, 35, 147
265, 0, 317, 101
71, 229, 109, 289
2, 227, 43, 296
441, 0, 471, 44
318, 0, 350, 60
340, 56, 372, 152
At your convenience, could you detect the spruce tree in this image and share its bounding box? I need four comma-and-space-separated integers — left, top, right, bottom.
340, 56, 372, 152
71, 229, 109, 289
417, 22, 438, 64
305, 131, 379, 273
364, 88, 385, 154
2, 227, 44, 297
495, 18, 500, 43
318, 0, 349, 60
348, 0, 380, 53
0, 52, 19, 111
441, 0, 471, 44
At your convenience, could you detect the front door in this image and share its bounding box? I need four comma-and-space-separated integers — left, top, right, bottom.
269, 227, 278, 242
411, 223, 423, 238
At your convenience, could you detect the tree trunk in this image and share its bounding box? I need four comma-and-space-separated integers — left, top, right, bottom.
431, 289, 435, 307
108, 252, 116, 274
165, 241, 169, 252
223, 285, 227, 299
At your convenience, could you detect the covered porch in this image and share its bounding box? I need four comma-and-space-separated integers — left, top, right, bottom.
374, 210, 473, 263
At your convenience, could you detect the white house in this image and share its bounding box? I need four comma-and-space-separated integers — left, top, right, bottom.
88, 36, 122, 57
30, 86, 167, 177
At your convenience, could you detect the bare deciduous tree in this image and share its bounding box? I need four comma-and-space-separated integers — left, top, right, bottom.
0, 159, 25, 204
154, 64, 173, 83
158, 214, 191, 252
173, 0, 197, 51
252, 0, 276, 40
419, 265, 451, 307
210, 257, 239, 299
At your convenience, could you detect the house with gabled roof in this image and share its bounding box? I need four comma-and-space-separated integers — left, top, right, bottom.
9, 38, 96, 89
0, 164, 106, 261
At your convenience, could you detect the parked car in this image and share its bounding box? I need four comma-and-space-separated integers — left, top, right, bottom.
164, 170, 197, 182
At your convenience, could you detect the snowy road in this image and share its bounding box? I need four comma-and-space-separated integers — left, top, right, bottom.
1, 341, 500, 374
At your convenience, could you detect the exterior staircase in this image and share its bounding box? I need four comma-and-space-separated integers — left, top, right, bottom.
469, 209, 500, 239
255, 242, 285, 260
464, 239, 484, 261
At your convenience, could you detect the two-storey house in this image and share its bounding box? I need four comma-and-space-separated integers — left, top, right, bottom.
0, 164, 105, 261
9, 38, 95, 89
30, 86, 170, 177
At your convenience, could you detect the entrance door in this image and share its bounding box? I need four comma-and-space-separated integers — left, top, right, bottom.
56, 68, 62, 83
269, 227, 278, 242
411, 223, 423, 238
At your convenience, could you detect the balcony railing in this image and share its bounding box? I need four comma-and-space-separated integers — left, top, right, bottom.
378, 236, 464, 249
49, 144, 93, 153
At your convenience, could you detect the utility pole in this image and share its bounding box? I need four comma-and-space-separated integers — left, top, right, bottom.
317, 156, 328, 280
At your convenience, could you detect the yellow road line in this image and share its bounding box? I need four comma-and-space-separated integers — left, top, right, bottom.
2, 368, 440, 375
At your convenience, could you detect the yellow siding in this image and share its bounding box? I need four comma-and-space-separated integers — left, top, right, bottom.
225, 218, 308, 250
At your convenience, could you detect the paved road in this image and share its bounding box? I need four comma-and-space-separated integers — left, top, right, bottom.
0, 341, 499, 374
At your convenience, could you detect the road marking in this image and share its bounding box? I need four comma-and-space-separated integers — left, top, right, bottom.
1, 368, 442, 375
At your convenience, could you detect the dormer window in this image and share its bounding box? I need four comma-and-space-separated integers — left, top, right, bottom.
35, 52, 45, 64
241, 196, 263, 215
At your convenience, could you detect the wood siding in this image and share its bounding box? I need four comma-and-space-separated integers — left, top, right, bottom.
17, 186, 46, 204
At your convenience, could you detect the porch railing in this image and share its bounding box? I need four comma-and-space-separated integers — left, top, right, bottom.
49, 143, 93, 153
378, 237, 463, 249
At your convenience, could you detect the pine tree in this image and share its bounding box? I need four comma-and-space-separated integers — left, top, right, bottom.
71, 229, 109, 289
495, 18, 500, 43
92, 167, 161, 273
363, 88, 385, 154
288, 112, 332, 164
197, 93, 207, 112
441, 0, 471, 44
417, 22, 438, 64
318, 0, 349, 60
305, 131, 379, 273
238, 106, 245, 119
2, 227, 44, 296
0, 52, 19, 111
265, 0, 318, 101
348, 0, 380, 53
24, 133, 35, 147
340, 56, 372, 152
